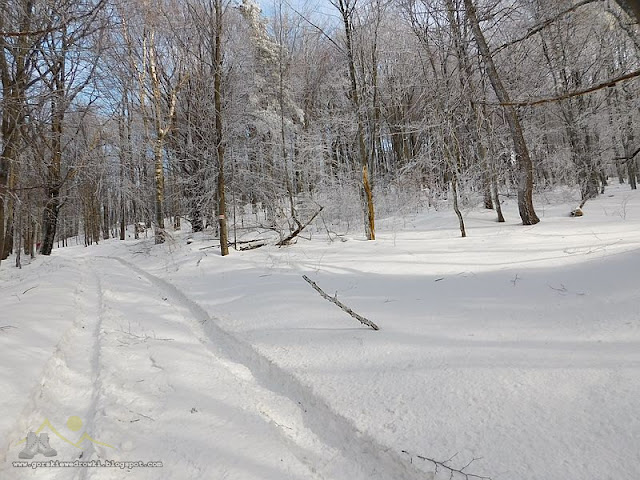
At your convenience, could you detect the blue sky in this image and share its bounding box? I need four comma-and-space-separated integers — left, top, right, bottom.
257, 0, 337, 19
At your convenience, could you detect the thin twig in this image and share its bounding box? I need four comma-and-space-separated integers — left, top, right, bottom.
401, 450, 491, 480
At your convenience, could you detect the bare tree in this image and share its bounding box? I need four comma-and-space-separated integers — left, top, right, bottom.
0, 0, 38, 263
213, 0, 229, 255
331, 0, 376, 240
463, 0, 540, 225
38, 0, 108, 255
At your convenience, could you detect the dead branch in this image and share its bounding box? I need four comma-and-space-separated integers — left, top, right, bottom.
199, 240, 265, 250
401, 450, 491, 480
240, 242, 265, 251
277, 206, 324, 246
302, 275, 379, 330
486, 68, 640, 107
22, 285, 39, 295
614, 146, 640, 161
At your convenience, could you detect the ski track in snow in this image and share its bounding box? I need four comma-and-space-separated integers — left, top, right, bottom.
0, 259, 108, 480
92, 254, 430, 480
1, 255, 429, 479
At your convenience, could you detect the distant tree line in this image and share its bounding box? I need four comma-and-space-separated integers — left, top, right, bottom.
0, 0, 638, 267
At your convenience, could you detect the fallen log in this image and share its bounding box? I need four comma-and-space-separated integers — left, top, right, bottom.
302, 275, 379, 330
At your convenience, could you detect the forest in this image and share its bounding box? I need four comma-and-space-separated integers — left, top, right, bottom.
2, 2, 640, 478
0, 0, 639, 265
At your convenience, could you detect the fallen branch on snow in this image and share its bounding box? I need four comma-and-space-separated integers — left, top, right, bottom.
200, 240, 266, 251
277, 206, 324, 246
240, 242, 266, 251
302, 275, 379, 330
401, 450, 491, 480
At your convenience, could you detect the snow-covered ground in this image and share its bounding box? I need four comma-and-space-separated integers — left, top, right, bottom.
1, 184, 639, 480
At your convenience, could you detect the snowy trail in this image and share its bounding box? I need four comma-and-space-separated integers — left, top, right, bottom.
94, 255, 429, 480
2, 255, 428, 479
0, 258, 107, 480
79, 256, 321, 480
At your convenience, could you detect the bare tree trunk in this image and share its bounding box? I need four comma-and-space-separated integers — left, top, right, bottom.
451, 175, 466, 238
147, 29, 166, 245
607, 88, 625, 183
623, 90, 637, 189
0, 0, 33, 265
333, 0, 375, 240
463, 0, 539, 225
41, 65, 65, 255
214, 0, 228, 256
103, 201, 110, 240
492, 176, 505, 223
15, 200, 21, 268
152, 137, 165, 243
0, 186, 5, 264
2, 161, 17, 259
277, 1, 301, 233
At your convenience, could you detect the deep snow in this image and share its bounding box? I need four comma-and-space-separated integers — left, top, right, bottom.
1, 185, 639, 480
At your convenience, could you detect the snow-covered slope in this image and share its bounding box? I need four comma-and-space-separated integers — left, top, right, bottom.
1, 185, 639, 480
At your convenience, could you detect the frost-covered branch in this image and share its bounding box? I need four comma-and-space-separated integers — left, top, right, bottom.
302, 275, 379, 330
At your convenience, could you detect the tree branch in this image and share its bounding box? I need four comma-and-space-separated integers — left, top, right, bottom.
401, 450, 491, 480
487, 68, 640, 107
0, 0, 109, 37
277, 206, 324, 246
282, 0, 346, 56
302, 275, 379, 330
614, 146, 640, 161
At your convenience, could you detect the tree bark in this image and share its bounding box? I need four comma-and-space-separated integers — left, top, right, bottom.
492, 176, 505, 223
2, 161, 17, 259
214, 0, 228, 256
451, 176, 466, 238
41, 56, 65, 256
153, 137, 165, 243
623, 90, 637, 189
103, 202, 110, 240
614, 0, 640, 23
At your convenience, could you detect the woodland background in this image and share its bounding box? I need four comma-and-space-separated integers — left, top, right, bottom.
0, 0, 638, 265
